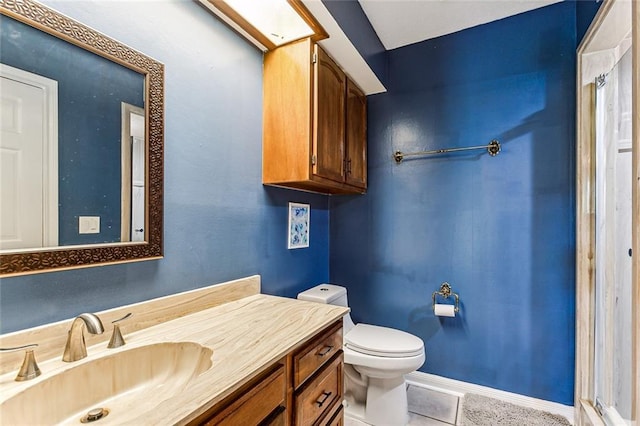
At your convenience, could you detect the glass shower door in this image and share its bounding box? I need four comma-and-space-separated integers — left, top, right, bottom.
593, 45, 633, 426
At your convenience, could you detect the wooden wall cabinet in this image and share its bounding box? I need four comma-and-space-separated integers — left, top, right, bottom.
263, 38, 367, 195
190, 321, 344, 425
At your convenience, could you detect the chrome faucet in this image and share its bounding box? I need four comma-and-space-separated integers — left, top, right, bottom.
62, 313, 105, 362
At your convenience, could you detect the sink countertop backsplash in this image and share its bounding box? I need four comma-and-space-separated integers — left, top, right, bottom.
0, 275, 261, 375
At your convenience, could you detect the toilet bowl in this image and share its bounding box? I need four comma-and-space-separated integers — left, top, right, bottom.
297, 284, 426, 426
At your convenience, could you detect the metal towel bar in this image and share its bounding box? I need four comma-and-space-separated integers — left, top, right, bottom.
394, 139, 501, 163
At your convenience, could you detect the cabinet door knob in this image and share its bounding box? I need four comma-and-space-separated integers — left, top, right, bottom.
315, 391, 332, 407
317, 345, 333, 357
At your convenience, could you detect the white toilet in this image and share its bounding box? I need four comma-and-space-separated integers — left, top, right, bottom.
297, 284, 425, 426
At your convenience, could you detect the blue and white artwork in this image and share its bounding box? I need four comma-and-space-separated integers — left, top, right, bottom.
288, 202, 310, 249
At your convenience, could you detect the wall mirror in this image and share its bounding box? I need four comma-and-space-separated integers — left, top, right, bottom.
0, 0, 164, 276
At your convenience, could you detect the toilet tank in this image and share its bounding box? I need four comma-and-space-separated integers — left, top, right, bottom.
298, 284, 355, 334
297, 284, 348, 307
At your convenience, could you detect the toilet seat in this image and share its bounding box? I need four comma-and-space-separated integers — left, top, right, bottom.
345, 324, 424, 358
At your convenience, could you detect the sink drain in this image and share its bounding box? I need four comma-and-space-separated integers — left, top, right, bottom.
80, 408, 109, 423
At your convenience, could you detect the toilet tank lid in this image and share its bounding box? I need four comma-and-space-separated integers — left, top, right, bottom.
297, 284, 346, 304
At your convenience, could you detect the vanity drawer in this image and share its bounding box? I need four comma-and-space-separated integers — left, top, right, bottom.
294, 321, 343, 388
324, 404, 344, 426
294, 352, 343, 425
261, 406, 287, 426
195, 363, 286, 426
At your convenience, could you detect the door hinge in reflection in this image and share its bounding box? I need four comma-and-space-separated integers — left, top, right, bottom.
311, 154, 317, 165
312, 52, 317, 64
595, 398, 604, 416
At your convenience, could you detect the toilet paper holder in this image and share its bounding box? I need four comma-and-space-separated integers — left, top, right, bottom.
432, 282, 460, 313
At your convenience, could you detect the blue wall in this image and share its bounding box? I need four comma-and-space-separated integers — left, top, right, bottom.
576, 0, 603, 44
0, 0, 329, 333
0, 15, 144, 245
330, 2, 578, 405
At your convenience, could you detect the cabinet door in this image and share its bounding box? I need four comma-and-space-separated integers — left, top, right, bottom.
193, 364, 286, 426
345, 80, 367, 189
313, 46, 346, 184
324, 405, 344, 426
294, 353, 343, 425
294, 322, 343, 389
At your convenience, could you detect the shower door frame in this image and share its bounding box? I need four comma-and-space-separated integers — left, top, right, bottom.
575, 0, 639, 425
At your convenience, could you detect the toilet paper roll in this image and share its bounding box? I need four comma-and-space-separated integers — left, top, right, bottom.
434, 303, 456, 317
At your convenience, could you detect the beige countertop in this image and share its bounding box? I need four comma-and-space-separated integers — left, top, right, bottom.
0, 293, 348, 425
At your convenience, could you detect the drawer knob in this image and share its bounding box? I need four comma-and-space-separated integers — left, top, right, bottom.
317, 345, 333, 357
316, 391, 332, 407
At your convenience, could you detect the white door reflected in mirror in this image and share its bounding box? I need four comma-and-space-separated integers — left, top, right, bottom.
120, 104, 145, 243
0, 65, 58, 251
131, 134, 145, 242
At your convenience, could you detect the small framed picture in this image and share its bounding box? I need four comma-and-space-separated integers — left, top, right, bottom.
288, 202, 310, 249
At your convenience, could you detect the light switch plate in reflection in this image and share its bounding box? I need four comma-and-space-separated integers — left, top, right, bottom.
79, 216, 100, 234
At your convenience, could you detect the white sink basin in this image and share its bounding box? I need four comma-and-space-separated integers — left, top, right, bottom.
1, 342, 213, 425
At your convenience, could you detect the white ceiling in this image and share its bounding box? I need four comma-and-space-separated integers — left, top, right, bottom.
358, 0, 562, 50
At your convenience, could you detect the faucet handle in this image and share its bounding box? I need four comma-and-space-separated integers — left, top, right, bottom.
108, 313, 132, 349
1, 344, 42, 381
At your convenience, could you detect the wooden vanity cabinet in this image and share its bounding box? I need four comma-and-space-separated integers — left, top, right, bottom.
294, 353, 343, 425
263, 37, 367, 195
325, 406, 344, 426
190, 363, 287, 425
292, 321, 344, 425
189, 321, 344, 426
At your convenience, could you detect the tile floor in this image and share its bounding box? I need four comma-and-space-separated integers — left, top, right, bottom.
345, 385, 462, 426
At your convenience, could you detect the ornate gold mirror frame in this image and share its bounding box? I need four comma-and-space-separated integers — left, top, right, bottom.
0, 0, 164, 276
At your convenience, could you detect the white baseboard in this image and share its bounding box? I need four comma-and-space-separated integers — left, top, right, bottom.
405, 371, 575, 425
